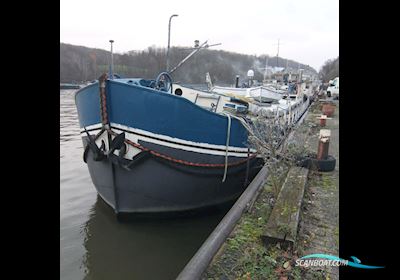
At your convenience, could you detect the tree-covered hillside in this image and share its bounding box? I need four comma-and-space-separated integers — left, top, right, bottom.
60, 43, 317, 84
319, 57, 339, 82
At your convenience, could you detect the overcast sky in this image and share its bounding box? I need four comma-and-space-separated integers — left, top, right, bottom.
60, 0, 338, 71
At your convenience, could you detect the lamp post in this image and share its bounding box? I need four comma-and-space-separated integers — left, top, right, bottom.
166, 14, 178, 71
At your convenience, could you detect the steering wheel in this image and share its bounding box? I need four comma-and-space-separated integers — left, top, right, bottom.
155, 72, 173, 93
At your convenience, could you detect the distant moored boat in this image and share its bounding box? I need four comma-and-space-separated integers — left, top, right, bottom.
60, 83, 81, 90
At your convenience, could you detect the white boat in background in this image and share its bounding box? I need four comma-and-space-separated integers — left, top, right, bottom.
172, 81, 312, 122
172, 70, 312, 123
211, 85, 282, 103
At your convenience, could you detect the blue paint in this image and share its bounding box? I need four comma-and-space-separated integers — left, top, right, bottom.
75, 79, 249, 147
75, 83, 101, 127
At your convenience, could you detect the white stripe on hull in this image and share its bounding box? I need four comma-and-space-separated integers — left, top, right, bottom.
80, 123, 256, 158
80, 123, 103, 131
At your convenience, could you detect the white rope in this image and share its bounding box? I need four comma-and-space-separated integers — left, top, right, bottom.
222, 113, 231, 182
225, 112, 269, 152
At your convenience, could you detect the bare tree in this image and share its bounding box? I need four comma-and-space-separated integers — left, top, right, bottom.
245, 114, 311, 197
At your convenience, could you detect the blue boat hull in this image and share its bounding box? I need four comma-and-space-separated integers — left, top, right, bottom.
85, 140, 263, 213
75, 78, 263, 213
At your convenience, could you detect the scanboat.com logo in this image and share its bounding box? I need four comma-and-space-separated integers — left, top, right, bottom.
296, 254, 384, 269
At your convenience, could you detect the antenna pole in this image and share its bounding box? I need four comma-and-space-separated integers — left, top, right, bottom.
109, 40, 114, 79
276, 39, 280, 67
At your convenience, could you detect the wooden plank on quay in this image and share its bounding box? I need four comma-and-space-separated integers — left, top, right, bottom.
261, 166, 309, 249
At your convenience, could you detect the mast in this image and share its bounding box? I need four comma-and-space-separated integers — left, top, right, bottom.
263, 57, 269, 82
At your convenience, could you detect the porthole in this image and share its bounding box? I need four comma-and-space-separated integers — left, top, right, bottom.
174, 88, 183, 96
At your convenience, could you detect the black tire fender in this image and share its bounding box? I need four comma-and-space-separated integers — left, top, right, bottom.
312, 155, 336, 172
296, 155, 336, 172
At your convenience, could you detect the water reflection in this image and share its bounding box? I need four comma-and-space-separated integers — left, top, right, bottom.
81, 197, 229, 280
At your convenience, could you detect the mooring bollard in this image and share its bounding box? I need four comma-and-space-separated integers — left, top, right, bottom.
317, 129, 331, 160
317, 114, 332, 127
322, 103, 335, 117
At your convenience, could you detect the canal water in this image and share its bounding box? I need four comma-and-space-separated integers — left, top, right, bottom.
60, 89, 229, 280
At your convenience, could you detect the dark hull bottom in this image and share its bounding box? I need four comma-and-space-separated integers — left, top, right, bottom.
86, 149, 264, 214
